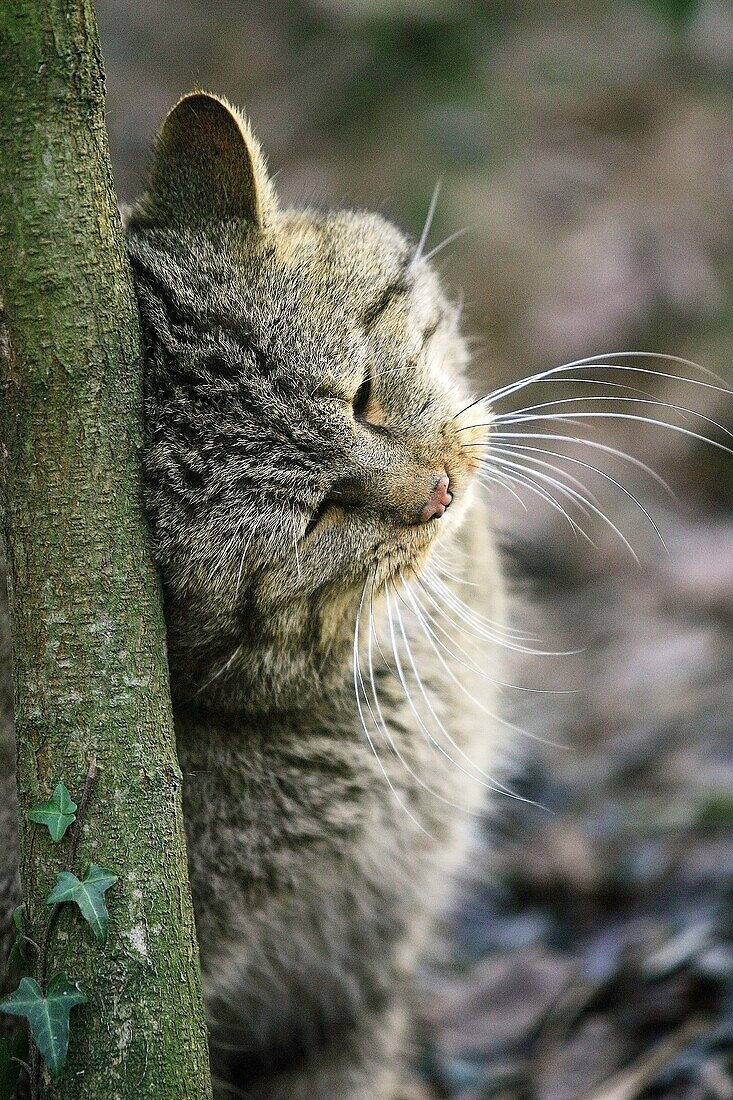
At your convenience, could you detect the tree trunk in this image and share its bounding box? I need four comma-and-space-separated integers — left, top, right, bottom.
0, 2, 212, 1096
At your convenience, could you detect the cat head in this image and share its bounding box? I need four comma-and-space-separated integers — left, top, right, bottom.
125, 92, 486, 713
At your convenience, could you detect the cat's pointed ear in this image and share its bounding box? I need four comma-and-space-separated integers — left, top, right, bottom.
139, 91, 278, 229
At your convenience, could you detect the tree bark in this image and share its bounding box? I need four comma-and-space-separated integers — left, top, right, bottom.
0, 2, 212, 1096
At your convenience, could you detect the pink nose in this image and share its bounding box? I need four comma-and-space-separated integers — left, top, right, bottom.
420, 475, 452, 523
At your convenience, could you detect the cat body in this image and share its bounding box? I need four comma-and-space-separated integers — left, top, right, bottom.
177, 505, 500, 1098
124, 92, 505, 1098
1, 91, 505, 1098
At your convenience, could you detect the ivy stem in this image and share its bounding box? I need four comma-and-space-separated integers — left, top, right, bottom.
29, 757, 97, 1099
64, 758, 98, 879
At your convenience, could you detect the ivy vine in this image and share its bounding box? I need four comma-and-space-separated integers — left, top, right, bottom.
0, 760, 117, 1097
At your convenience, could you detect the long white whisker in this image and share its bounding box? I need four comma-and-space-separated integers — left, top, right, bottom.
411, 179, 442, 267
484, 352, 731, 408
478, 467, 530, 510
404, 582, 569, 751
461, 395, 730, 443
422, 225, 471, 264
454, 378, 660, 433
487, 451, 642, 561
430, 557, 480, 587
376, 586, 499, 814
392, 582, 541, 796
387, 583, 514, 800
360, 583, 466, 823
422, 558, 541, 642
409, 587, 504, 680
353, 578, 428, 834
483, 447, 603, 507
451, 352, 730, 424
422, 563, 530, 642
415, 575, 578, 679
422, 566, 578, 656
489, 443, 667, 549
477, 467, 589, 538
484, 412, 733, 457
423, 564, 546, 643
492, 395, 733, 441
468, 431, 675, 498
423, 562, 542, 648
478, 465, 596, 546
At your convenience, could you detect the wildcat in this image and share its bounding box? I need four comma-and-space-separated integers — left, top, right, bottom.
120, 91, 505, 1098
0, 88, 501, 1100
0, 89, 503, 1098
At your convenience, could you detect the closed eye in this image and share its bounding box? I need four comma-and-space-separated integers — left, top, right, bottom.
352, 369, 372, 420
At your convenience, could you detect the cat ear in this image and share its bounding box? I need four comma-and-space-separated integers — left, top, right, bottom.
140, 91, 278, 229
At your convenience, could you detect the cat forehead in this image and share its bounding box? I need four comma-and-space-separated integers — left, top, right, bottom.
281, 209, 408, 264
238, 209, 443, 333
261, 209, 413, 297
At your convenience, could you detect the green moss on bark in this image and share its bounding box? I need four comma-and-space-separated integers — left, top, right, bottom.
0, 2, 212, 1095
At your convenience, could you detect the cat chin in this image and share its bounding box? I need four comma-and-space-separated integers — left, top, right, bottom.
292, 491, 473, 596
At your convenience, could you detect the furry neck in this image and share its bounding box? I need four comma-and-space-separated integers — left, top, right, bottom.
165, 581, 364, 719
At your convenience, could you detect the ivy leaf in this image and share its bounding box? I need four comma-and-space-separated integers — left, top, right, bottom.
0, 974, 85, 1078
27, 783, 77, 842
46, 863, 118, 943
5, 906, 28, 975
0, 1028, 28, 1100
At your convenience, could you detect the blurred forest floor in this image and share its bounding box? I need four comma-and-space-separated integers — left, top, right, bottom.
97, 1, 733, 1096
